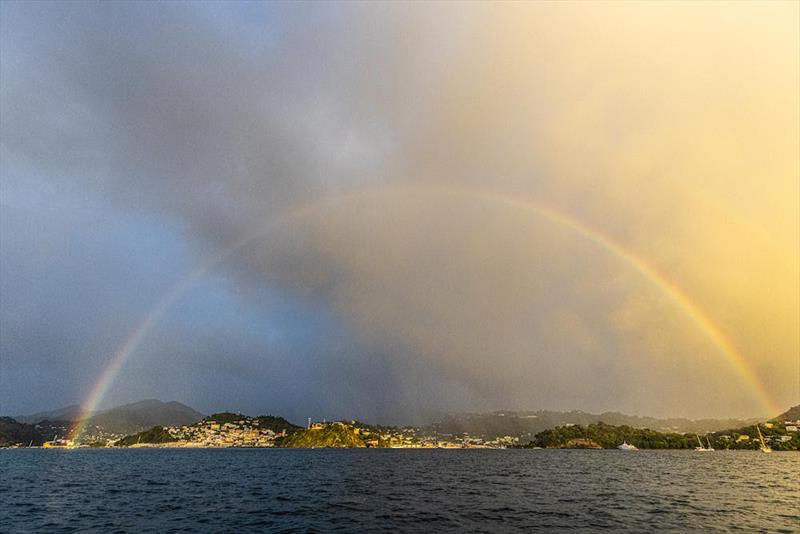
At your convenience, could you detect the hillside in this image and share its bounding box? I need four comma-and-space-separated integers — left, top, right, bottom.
12, 399, 205, 441
116, 413, 301, 447
203, 412, 301, 434
526, 419, 799, 451
254, 415, 302, 434
280, 423, 367, 448
528, 423, 697, 449
78, 400, 205, 439
15, 404, 85, 424
710, 420, 800, 451
8, 401, 796, 447
116, 426, 177, 447
428, 410, 762, 440
0, 417, 76, 446
775, 405, 800, 422
0, 417, 44, 446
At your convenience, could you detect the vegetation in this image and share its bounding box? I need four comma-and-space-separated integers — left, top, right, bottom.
254, 415, 301, 434
203, 412, 246, 424
280, 423, 367, 448
7, 401, 797, 450
526, 416, 800, 451
709, 421, 800, 451
775, 405, 800, 422
81, 400, 203, 436
116, 426, 177, 447
0, 417, 43, 446
529, 423, 696, 449
429, 410, 761, 440
201, 412, 302, 432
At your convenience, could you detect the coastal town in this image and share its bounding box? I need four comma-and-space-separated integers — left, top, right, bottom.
111, 414, 522, 449
4, 408, 797, 451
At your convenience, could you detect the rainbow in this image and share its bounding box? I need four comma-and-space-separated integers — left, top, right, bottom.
70, 184, 779, 440
68, 271, 210, 442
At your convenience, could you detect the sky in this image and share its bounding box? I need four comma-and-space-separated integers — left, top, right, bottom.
1, 1, 798, 423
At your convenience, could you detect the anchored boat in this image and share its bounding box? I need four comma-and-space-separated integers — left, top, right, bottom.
695, 435, 714, 452
756, 425, 771, 453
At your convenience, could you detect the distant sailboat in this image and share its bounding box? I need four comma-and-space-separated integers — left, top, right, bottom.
695, 435, 713, 452
756, 425, 771, 453
617, 441, 638, 451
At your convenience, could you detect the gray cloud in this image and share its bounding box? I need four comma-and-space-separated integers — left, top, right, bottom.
2, 1, 797, 420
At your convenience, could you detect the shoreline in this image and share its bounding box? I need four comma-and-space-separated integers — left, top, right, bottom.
3, 446, 797, 452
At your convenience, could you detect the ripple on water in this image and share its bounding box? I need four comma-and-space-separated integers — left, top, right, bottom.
0, 449, 798, 532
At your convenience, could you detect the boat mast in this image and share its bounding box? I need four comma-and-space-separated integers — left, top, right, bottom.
755, 424, 771, 452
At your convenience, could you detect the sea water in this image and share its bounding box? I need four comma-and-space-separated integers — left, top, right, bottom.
1, 449, 797, 532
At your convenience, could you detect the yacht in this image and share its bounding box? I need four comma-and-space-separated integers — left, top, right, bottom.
694, 435, 713, 452
617, 441, 638, 451
756, 425, 772, 453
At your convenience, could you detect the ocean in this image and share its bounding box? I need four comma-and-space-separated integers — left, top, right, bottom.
1, 449, 797, 532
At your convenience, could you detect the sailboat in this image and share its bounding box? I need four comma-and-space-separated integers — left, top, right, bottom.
694, 434, 713, 452
756, 425, 771, 453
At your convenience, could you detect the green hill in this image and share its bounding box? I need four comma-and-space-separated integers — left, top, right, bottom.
775, 405, 800, 422
430, 410, 761, 440
12, 400, 205, 442
116, 426, 177, 447
280, 423, 366, 448
529, 422, 696, 449
203, 412, 247, 424
527, 419, 799, 450
711, 421, 799, 451
14, 405, 85, 424
254, 415, 302, 434
0, 417, 44, 446
82, 400, 204, 436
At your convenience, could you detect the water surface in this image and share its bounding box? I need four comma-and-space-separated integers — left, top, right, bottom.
1, 449, 797, 532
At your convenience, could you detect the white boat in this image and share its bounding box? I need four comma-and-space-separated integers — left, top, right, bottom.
695, 434, 713, 452
756, 425, 772, 453
617, 441, 638, 450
